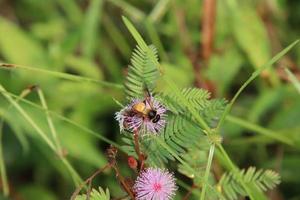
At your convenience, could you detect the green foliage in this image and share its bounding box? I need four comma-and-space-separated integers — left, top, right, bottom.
75, 187, 110, 200
120, 17, 290, 200
166, 88, 211, 112
125, 44, 160, 98
178, 141, 210, 184
219, 167, 280, 200
0, 1, 300, 200
285, 67, 300, 94
121, 37, 226, 165
0, 17, 49, 67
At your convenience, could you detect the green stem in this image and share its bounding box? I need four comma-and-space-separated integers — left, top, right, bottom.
285, 67, 300, 94
0, 85, 56, 151
0, 119, 9, 196
0, 63, 123, 89
200, 144, 215, 200
216, 40, 300, 132
0, 88, 124, 152
37, 89, 63, 155
0, 84, 82, 186
226, 115, 294, 146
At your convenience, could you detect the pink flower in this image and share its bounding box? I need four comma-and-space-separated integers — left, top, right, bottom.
115, 96, 167, 135
134, 168, 177, 200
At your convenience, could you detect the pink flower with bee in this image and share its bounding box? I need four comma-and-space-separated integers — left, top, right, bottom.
115, 92, 167, 135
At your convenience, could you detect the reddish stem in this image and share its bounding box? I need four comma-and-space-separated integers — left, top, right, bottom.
71, 163, 111, 200
201, 0, 216, 62
112, 165, 135, 199
133, 130, 145, 171
182, 184, 197, 200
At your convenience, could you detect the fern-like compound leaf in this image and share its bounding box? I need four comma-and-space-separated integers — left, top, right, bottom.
75, 187, 110, 200
125, 44, 160, 99
218, 167, 280, 200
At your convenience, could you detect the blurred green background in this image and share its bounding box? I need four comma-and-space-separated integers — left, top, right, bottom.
0, 0, 300, 199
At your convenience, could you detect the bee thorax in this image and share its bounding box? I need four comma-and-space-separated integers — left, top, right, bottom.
133, 102, 146, 113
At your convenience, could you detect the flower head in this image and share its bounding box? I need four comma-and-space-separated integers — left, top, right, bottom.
115, 96, 167, 135
133, 168, 177, 200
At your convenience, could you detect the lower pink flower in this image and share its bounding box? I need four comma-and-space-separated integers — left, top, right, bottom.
133, 168, 177, 200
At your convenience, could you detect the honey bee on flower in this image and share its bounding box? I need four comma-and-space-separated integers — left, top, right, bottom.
115, 90, 167, 135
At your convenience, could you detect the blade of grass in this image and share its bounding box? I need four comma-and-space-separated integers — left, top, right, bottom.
0, 63, 123, 89
0, 87, 34, 153
226, 115, 294, 146
56, 0, 83, 25
0, 119, 9, 196
0, 85, 56, 151
102, 15, 131, 59
0, 88, 124, 152
37, 88, 62, 154
122, 16, 148, 50
122, 16, 162, 73
0, 111, 29, 153
144, 19, 168, 61
216, 40, 300, 132
200, 144, 215, 200
82, 0, 103, 59
148, 0, 171, 22
284, 67, 300, 94
108, 0, 145, 21
0, 84, 82, 186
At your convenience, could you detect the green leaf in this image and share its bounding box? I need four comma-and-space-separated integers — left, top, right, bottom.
206, 47, 243, 95
229, 2, 271, 69
219, 167, 280, 200
285, 67, 300, 94
75, 187, 110, 200
217, 39, 300, 132
125, 44, 160, 98
81, 0, 103, 59
0, 17, 48, 67
19, 185, 57, 200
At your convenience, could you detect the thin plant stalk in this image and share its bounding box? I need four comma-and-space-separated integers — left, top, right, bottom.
0, 119, 9, 196
200, 144, 215, 200
37, 88, 63, 155
285, 67, 300, 94
0, 84, 82, 186
216, 40, 300, 132
0, 84, 56, 151
0, 88, 124, 151
0, 63, 123, 89
227, 115, 294, 146
71, 163, 111, 200
112, 165, 135, 199
133, 129, 145, 171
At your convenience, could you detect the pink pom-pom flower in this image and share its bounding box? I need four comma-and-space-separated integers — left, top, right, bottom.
133, 168, 177, 200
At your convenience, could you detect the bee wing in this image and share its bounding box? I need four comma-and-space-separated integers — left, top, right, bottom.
144, 89, 155, 109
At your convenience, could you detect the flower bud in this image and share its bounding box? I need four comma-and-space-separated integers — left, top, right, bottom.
128, 156, 138, 169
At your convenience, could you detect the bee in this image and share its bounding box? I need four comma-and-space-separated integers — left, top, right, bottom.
129, 90, 161, 124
